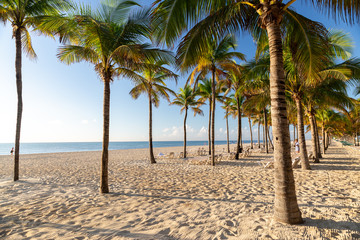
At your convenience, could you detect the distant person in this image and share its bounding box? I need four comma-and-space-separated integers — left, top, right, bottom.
10, 147, 14, 155
294, 139, 300, 153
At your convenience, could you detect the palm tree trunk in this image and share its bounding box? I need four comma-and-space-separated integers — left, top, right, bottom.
309, 114, 319, 163
226, 110, 230, 153
263, 124, 265, 148
183, 107, 188, 158
240, 113, 243, 149
295, 98, 310, 170
325, 131, 328, 149
314, 118, 322, 158
258, 117, 261, 148
353, 132, 356, 146
267, 126, 274, 150
265, 18, 303, 224
264, 109, 268, 154
235, 97, 242, 159
100, 80, 110, 193
322, 125, 326, 154
248, 117, 253, 149
208, 99, 212, 155
149, 91, 156, 164
211, 68, 216, 166
14, 28, 22, 181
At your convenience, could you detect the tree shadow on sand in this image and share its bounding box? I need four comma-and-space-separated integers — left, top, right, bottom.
302, 218, 360, 235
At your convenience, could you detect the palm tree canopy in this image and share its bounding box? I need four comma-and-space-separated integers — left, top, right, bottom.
0, 0, 72, 59
171, 85, 204, 116
152, 0, 337, 71
129, 60, 177, 107
49, 0, 174, 83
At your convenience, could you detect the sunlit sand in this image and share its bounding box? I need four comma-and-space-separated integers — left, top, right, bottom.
0, 142, 359, 239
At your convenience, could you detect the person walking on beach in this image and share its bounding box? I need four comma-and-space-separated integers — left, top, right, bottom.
294, 139, 300, 153
10, 147, 14, 156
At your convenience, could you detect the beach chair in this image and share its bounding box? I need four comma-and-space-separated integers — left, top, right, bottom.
168, 152, 175, 159
226, 152, 236, 160
259, 158, 274, 168
292, 157, 301, 168
214, 154, 222, 163
245, 148, 249, 157
179, 152, 184, 158
308, 153, 315, 161
157, 152, 165, 159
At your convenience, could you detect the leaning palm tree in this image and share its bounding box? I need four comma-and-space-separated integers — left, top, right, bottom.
0, 0, 72, 181
54, 0, 172, 193
172, 85, 204, 158
129, 60, 177, 163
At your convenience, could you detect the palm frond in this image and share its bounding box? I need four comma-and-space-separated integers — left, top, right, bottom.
57, 45, 99, 65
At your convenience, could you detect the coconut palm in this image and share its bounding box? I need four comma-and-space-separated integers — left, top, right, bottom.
0, 0, 72, 181
172, 85, 204, 158
129, 60, 177, 163
197, 79, 213, 155
221, 96, 236, 153
152, 0, 360, 224
180, 34, 244, 166
55, 0, 173, 193
241, 56, 271, 153
225, 65, 248, 159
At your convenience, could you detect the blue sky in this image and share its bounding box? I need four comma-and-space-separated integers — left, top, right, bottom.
0, 0, 359, 143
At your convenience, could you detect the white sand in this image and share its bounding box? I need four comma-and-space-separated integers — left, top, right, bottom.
0, 142, 359, 239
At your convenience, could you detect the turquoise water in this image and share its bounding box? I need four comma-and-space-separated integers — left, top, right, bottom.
0, 140, 253, 155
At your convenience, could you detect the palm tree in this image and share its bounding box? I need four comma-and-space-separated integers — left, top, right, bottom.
172, 85, 204, 158
152, 0, 360, 224
197, 79, 213, 155
54, 0, 172, 193
180, 34, 244, 166
129, 60, 177, 163
0, 0, 71, 181
221, 96, 236, 153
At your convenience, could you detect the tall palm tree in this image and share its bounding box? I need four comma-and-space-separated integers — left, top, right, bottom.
151, 0, 360, 224
172, 85, 204, 158
180, 34, 244, 166
221, 96, 236, 153
129, 60, 177, 163
0, 0, 71, 181
197, 79, 213, 155
54, 0, 172, 193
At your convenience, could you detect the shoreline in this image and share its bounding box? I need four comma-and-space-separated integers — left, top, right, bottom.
0, 141, 250, 156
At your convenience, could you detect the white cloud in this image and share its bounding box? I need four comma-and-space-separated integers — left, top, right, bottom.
170, 126, 180, 136
198, 126, 207, 136
186, 124, 195, 133
81, 120, 89, 124
219, 128, 223, 133
162, 128, 170, 133
49, 120, 62, 125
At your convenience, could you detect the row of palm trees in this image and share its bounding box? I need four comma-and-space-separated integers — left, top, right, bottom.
2, 0, 360, 225
152, 0, 360, 224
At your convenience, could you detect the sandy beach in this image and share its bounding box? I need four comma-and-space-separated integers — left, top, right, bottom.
0, 141, 359, 239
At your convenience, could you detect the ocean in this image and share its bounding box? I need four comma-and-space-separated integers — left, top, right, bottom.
0, 140, 255, 155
